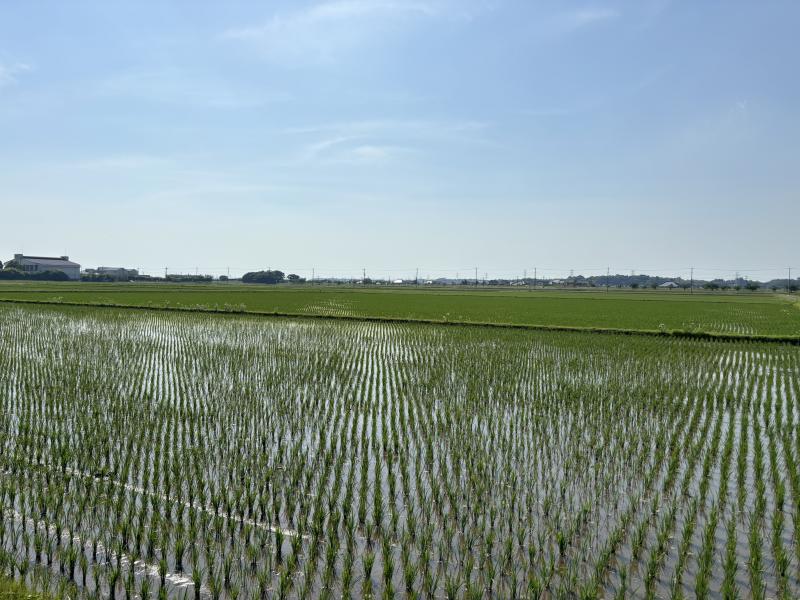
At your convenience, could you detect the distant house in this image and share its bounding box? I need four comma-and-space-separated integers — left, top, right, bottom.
85, 267, 139, 280
659, 281, 680, 289
6, 254, 80, 280
392, 279, 404, 284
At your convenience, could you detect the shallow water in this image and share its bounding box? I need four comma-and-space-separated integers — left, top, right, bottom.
0, 304, 798, 599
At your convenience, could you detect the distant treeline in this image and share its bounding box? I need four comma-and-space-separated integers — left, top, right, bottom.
565, 274, 796, 291
239, 271, 796, 289
446, 274, 795, 291
242, 270, 305, 284
3, 265, 797, 291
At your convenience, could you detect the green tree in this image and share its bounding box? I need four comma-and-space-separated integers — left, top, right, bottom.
242, 270, 285, 284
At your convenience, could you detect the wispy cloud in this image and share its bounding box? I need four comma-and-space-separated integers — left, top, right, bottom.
286, 118, 490, 139
293, 132, 398, 163
569, 8, 619, 27
287, 118, 491, 165
637, 0, 673, 29
0, 61, 31, 88
221, 0, 471, 65
540, 7, 620, 37
296, 0, 437, 20
302, 137, 409, 164
301, 136, 365, 161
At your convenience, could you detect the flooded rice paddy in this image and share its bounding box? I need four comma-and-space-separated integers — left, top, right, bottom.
0, 304, 798, 599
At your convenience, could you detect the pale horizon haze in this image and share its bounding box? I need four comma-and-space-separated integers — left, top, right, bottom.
1, 1, 798, 280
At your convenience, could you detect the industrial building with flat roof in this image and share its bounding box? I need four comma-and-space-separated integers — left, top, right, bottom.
5, 254, 81, 280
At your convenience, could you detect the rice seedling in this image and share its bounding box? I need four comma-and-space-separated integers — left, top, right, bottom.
0, 304, 798, 598
2, 284, 799, 338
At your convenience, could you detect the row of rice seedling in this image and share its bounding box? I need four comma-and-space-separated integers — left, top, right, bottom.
0, 304, 798, 599
1, 286, 798, 337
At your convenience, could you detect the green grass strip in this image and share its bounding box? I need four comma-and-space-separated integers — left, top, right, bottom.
0, 577, 49, 600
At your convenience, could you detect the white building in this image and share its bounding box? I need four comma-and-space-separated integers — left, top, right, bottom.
659, 281, 680, 289
6, 254, 81, 280
84, 267, 139, 280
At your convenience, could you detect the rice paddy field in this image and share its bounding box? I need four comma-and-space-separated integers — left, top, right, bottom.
0, 283, 798, 339
1, 303, 800, 599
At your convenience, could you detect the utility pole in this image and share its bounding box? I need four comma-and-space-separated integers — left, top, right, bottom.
475, 267, 478, 287
164, 267, 168, 278
362, 268, 366, 284
534, 267, 537, 290
606, 266, 610, 293
690, 267, 694, 294
415, 267, 419, 285
312, 268, 315, 285
789, 267, 793, 293
524, 269, 527, 290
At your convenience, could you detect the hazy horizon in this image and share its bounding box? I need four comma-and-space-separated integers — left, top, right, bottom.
1, 1, 798, 280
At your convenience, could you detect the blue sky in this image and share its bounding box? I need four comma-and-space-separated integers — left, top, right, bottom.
1, 0, 798, 280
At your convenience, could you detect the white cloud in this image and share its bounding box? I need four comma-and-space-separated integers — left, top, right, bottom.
0, 62, 31, 88
221, 0, 453, 65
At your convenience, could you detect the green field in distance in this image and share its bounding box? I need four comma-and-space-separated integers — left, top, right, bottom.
1, 282, 798, 337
